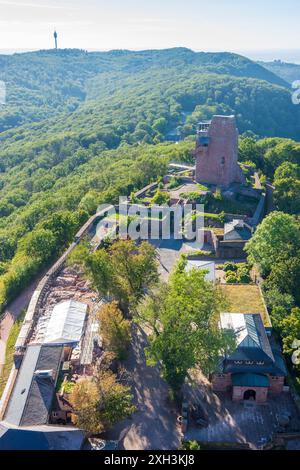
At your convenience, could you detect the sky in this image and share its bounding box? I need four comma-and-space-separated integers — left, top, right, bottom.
0, 0, 300, 57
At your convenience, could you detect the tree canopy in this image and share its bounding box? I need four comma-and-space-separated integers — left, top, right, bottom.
139, 265, 234, 391
245, 211, 300, 275
70, 239, 158, 311
69, 369, 135, 435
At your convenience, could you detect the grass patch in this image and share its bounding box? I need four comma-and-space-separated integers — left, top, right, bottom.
197, 183, 209, 191
205, 197, 256, 216
220, 284, 271, 327
0, 310, 26, 398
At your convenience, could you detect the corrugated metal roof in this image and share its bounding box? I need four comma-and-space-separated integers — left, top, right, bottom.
44, 300, 87, 345
185, 260, 215, 282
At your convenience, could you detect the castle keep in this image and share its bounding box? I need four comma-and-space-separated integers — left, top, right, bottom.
194, 115, 244, 188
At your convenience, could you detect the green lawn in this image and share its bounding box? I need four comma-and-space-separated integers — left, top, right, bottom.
0, 310, 25, 398
220, 284, 271, 327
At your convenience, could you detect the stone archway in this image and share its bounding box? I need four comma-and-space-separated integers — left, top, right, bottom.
243, 389, 256, 401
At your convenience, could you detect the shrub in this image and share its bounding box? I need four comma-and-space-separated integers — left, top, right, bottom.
225, 271, 239, 283
168, 176, 183, 189
238, 270, 251, 283
223, 262, 237, 272
181, 440, 201, 450
151, 189, 170, 206
214, 187, 222, 201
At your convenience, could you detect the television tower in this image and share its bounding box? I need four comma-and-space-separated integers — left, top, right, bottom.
54, 30, 58, 50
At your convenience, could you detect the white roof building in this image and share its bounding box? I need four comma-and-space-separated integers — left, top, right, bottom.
185, 260, 215, 282
44, 300, 88, 345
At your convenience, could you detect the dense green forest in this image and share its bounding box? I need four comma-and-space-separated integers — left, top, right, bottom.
0, 47, 300, 313
260, 60, 300, 85
0, 48, 297, 140
239, 136, 300, 214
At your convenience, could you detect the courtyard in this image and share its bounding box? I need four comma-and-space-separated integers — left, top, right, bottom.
184, 370, 300, 450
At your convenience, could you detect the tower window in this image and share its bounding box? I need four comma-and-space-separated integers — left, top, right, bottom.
221, 157, 225, 165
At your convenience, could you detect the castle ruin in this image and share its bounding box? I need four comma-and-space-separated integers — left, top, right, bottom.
194, 115, 244, 188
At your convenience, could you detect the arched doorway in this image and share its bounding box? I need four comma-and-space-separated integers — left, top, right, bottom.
243, 389, 256, 401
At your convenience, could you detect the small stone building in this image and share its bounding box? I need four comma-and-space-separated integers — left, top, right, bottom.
194, 115, 244, 188
216, 219, 253, 258
212, 313, 287, 403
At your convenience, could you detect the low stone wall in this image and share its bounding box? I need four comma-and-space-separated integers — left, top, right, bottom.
133, 182, 158, 199
0, 366, 17, 420
14, 208, 112, 355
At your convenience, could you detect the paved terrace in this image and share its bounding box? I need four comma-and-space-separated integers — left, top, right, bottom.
184, 370, 300, 450
169, 183, 207, 202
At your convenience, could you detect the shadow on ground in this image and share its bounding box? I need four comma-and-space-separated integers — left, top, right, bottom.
104, 324, 182, 450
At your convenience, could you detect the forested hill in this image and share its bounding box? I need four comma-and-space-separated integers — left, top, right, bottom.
259, 60, 300, 85
0, 47, 294, 138
0, 47, 300, 312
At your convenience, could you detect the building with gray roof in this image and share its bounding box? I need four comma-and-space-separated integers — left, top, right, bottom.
212, 313, 287, 403
5, 344, 63, 427
224, 219, 253, 241
0, 423, 84, 450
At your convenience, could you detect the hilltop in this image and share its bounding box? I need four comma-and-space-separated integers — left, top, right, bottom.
0, 47, 300, 313
0, 47, 294, 137
259, 60, 300, 84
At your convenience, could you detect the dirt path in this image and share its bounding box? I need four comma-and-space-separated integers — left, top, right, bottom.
105, 325, 182, 450
0, 274, 43, 376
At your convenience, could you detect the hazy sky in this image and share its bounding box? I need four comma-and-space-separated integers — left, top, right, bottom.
0, 0, 299, 52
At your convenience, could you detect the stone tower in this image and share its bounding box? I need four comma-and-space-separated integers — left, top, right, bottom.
194, 115, 244, 188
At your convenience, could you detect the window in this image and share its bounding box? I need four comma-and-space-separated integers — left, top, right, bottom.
221, 157, 225, 165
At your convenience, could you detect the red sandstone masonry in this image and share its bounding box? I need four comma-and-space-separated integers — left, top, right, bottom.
268, 375, 285, 394
195, 115, 244, 188
211, 373, 232, 392
232, 385, 268, 403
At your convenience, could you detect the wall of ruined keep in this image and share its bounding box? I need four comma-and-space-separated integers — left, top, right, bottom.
195, 116, 244, 188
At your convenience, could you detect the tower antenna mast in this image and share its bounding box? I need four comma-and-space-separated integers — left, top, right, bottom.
54, 30, 58, 50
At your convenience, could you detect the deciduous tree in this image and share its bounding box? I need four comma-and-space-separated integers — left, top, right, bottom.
139, 267, 234, 391
98, 302, 131, 360
245, 211, 300, 276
